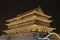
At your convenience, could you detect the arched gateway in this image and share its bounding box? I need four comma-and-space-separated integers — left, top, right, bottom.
0, 7, 60, 40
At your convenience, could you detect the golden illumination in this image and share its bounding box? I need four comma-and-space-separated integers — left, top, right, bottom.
4, 7, 55, 35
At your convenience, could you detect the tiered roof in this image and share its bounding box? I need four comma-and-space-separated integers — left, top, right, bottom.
4, 7, 55, 35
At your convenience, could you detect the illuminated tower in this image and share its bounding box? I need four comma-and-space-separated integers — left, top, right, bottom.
3, 7, 57, 40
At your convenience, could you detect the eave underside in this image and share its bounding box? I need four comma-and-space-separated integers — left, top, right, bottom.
4, 24, 55, 35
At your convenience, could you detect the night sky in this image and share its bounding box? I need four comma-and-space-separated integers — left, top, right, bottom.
0, 0, 60, 34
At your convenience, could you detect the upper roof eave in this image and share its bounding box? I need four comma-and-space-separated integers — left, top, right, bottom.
6, 7, 52, 22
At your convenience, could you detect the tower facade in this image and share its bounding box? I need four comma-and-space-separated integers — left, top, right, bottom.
0, 7, 60, 40
4, 7, 55, 34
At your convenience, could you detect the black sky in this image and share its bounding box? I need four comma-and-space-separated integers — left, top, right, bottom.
0, 0, 60, 33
